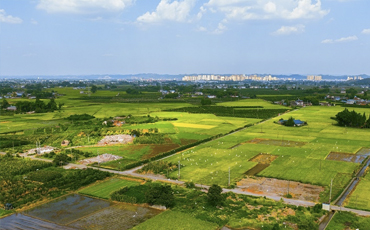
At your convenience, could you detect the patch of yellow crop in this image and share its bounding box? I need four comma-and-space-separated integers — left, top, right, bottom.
0, 121, 11, 123
172, 123, 215, 129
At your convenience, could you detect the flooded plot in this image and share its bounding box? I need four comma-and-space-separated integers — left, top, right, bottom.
326, 152, 366, 163
0, 213, 76, 230
245, 153, 278, 175
245, 164, 270, 176
24, 194, 113, 224
357, 148, 370, 156
69, 203, 161, 230
247, 138, 306, 147
237, 177, 324, 202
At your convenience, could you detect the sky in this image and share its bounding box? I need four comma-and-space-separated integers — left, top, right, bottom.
0, 0, 369, 76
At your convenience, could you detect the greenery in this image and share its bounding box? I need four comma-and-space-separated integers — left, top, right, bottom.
207, 184, 224, 206
132, 211, 218, 230
0, 155, 110, 208
327, 212, 370, 230
335, 108, 370, 128
145, 183, 175, 208
166, 106, 287, 119
14, 98, 59, 113
66, 113, 95, 120
79, 178, 140, 199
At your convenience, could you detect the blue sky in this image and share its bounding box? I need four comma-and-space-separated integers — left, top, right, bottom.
0, 0, 369, 76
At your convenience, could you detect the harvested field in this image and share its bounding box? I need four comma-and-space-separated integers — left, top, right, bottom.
326, 152, 366, 163
249, 153, 278, 164
172, 123, 215, 129
237, 177, 324, 202
98, 134, 134, 146
357, 148, 370, 156
24, 194, 113, 224
79, 154, 122, 165
142, 144, 180, 160
247, 138, 307, 147
69, 203, 161, 230
180, 139, 197, 145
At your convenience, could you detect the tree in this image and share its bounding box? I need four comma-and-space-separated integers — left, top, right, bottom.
1, 98, 9, 109
52, 153, 71, 166
284, 117, 295, 127
145, 183, 175, 208
201, 98, 212, 105
91, 85, 98, 93
207, 184, 224, 206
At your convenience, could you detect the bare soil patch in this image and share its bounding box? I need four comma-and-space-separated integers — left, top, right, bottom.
237, 177, 324, 202
79, 154, 122, 165
326, 152, 366, 163
249, 153, 278, 164
97, 135, 134, 146
247, 138, 306, 147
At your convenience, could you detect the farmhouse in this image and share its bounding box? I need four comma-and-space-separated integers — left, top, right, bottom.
278, 119, 306, 127
6, 106, 17, 111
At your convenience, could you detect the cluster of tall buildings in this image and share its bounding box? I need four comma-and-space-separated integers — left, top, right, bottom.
306, 75, 322, 81
347, 76, 363, 81
182, 74, 278, 82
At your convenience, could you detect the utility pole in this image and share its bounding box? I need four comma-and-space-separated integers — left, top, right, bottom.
178, 161, 180, 179
287, 180, 290, 196
329, 178, 333, 208
228, 167, 230, 187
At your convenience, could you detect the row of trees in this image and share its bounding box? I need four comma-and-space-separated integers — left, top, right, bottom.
335, 108, 370, 128
1, 98, 63, 113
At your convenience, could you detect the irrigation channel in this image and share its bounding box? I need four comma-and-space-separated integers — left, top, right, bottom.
318, 153, 370, 230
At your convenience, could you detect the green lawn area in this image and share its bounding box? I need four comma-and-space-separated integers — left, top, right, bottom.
0, 209, 13, 217
326, 212, 370, 230
132, 211, 218, 230
78, 178, 141, 199
345, 171, 370, 211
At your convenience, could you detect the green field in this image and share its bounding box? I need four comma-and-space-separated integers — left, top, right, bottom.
78, 178, 141, 199
132, 211, 218, 230
326, 212, 370, 230
345, 171, 370, 211
164, 106, 370, 201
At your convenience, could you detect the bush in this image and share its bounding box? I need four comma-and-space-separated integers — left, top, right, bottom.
145, 183, 175, 208
207, 184, 224, 206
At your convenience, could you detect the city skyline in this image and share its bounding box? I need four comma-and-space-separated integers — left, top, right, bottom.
1, 0, 369, 76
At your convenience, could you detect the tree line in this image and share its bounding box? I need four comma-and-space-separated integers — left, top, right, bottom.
335, 108, 370, 128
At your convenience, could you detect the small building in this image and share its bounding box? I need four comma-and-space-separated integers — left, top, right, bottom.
278, 119, 305, 127
6, 106, 17, 111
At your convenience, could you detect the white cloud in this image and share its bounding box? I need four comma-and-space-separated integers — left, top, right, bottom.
137, 0, 196, 23
321, 39, 333, 44
203, 0, 329, 21
321, 35, 358, 44
212, 22, 227, 34
37, 0, 133, 14
273, 25, 305, 35
362, 29, 370, 34
0, 9, 22, 24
